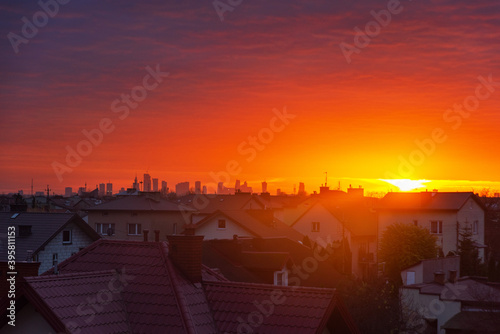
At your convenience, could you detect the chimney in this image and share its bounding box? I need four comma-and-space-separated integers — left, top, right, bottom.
167, 234, 204, 283
449, 270, 457, 283
26, 250, 33, 262
434, 271, 445, 285
154, 230, 160, 242
143, 229, 149, 242
184, 224, 196, 236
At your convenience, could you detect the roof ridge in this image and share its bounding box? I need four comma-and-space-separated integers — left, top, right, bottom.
28, 269, 118, 281
203, 280, 337, 293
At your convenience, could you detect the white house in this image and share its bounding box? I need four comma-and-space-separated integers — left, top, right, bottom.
378, 192, 486, 261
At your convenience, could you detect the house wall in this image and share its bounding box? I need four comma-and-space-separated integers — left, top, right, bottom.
195, 215, 256, 239
400, 288, 461, 334
378, 199, 485, 262
88, 211, 189, 241
1, 302, 54, 334
37, 221, 96, 274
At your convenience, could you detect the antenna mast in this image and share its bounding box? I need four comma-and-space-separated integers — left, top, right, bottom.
325, 172, 328, 187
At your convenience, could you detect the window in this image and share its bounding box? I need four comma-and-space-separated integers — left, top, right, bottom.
406, 271, 416, 285
312, 222, 320, 232
52, 253, 58, 266
430, 221, 443, 234
62, 230, 72, 244
274, 270, 288, 286
413, 220, 418, 226
218, 219, 226, 229
34, 254, 39, 262
95, 223, 115, 235
473, 220, 479, 234
128, 223, 142, 235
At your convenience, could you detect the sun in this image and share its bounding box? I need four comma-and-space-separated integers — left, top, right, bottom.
380, 179, 430, 191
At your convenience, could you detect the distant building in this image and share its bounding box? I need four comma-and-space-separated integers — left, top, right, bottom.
143, 174, 151, 192
106, 182, 112, 196
239, 181, 252, 193
195, 181, 201, 194
202, 185, 207, 194
133, 176, 140, 191
161, 181, 168, 195
64, 187, 72, 198
262, 181, 268, 193
175, 182, 190, 196
152, 178, 158, 192
98, 183, 105, 197
235, 180, 241, 191
298, 182, 305, 195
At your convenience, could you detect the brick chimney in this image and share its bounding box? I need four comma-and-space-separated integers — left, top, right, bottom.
143, 229, 149, 242
167, 234, 204, 283
449, 270, 457, 283
154, 230, 160, 242
434, 271, 445, 285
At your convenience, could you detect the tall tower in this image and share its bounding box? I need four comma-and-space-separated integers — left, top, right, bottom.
152, 178, 159, 192
144, 173, 151, 192
262, 181, 268, 193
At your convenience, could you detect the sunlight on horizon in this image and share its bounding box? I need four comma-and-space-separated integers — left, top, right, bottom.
380, 179, 431, 192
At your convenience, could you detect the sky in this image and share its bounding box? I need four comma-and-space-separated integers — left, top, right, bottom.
1, 0, 499, 195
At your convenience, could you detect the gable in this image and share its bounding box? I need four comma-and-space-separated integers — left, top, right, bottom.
195, 214, 257, 239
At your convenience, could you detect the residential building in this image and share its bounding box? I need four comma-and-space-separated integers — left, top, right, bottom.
378, 192, 486, 260
152, 178, 158, 192
0, 212, 100, 274
0, 235, 360, 333
86, 193, 195, 240
98, 183, 105, 197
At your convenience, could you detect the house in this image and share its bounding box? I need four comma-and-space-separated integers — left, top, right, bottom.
0, 232, 360, 333
378, 192, 486, 261
286, 191, 378, 279
400, 256, 461, 285
400, 273, 500, 333
0, 212, 100, 274
188, 209, 305, 242
86, 192, 195, 240
203, 237, 343, 288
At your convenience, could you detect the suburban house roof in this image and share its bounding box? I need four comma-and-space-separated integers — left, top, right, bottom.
12, 239, 359, 333
203, 237, 343, 288
378, 192, 484, 211
191, 209, 305, 241
441, 311, 500, 333
86, 195, 194, 212
178, 193, 265, 214
0, 212, 100, 261
290, 197, 378, 237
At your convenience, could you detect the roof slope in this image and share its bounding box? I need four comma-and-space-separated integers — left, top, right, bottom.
87, 195, 194, 212
378, 192, 481, 211
0, 212, 100, 261
41, 239, 219, 334
204, 281, 354, 334
194, 209, 305, 241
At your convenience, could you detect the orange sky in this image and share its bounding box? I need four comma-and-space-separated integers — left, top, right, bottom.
1, 0, 499, 195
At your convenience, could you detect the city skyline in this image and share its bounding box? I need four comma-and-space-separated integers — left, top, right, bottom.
1, 1, 499, 197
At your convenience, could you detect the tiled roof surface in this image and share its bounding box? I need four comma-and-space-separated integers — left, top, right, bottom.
24, 271, 132, 333
87, 195, 194, 212
40, 240, 219, 333
0, 212, 99, 261
442, 311, 500, 332
378, 192, 479, 211
204, 281, 337, 334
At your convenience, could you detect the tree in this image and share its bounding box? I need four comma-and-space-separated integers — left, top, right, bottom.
379, 223, 438, 284
458, 226, 483, 276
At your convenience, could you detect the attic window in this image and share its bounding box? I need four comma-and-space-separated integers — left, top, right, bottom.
218, 219, 226, 229
63, 230, 72, 244
274, 270, 288, 286
430, 221, 442, 234
19, 225, 32, 236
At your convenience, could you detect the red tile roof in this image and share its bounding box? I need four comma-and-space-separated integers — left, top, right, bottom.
15, 239, 358, 333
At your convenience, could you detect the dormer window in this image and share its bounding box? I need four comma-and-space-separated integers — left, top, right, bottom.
274, 270, 288, 286
218, 219, 226, 229
63, 230, 72, 244
19, 225, 32, 236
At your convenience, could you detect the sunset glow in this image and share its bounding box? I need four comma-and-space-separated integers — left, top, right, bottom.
1, 0, 499, 195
